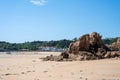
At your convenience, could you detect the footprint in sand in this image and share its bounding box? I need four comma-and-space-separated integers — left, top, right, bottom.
71, 72, 75, 75
21, 70, 35, 74
48, 75, 52, 77
34, 78, 40, 80
7, 68, 10, 70
2, 73, 18, 76
21, 72, 25, 74
79, 77, 83, 79
0, 76, 3, 79
80, 70, 83, 72
32, 60, 36, 62
79, 77, 88, 80
26, 70, 31, 73
43, 70, 48, 73
60, 75, 63, 77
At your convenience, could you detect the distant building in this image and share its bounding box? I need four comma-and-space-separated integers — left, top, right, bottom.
38, 47, 64, 52
20, 49, 29, 51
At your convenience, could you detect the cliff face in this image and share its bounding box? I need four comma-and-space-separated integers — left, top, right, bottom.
43, 32, 120, 61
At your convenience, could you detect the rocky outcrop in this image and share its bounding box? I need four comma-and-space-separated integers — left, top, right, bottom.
68, 32, 106, 54
43, 32, 120, 61
111, 38, 120, 51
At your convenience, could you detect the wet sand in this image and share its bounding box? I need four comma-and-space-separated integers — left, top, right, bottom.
0, 52, 120, 80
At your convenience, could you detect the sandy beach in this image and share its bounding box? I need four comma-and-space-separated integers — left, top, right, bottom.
0, 52, 120, 80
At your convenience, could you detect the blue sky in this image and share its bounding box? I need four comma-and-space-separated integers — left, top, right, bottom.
0, 0, 120, 43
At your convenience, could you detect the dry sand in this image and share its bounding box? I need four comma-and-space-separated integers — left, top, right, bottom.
0, 52, 120, 80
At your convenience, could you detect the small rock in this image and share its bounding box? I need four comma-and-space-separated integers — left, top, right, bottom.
79, 77, 82, 79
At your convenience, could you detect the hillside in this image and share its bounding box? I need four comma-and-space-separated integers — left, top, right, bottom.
0, 37, 119, 51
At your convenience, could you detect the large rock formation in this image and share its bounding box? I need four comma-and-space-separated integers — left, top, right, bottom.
68, 32, 106, 54
43, 32, 120, 61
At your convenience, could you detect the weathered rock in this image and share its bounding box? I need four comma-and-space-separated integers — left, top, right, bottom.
43, 32, 120, 61
43, 55, 63, 61
104, 52, 111, 58
65, 51, 97, 61
68, 32, 106, 54
68, 34, 90, 54
111, 38, 120, 51
79, 51, 97, 60
61, 51, 69, 58
116, 51, 120, 56
110, 51, 120, 58
96, 48, 107, 59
